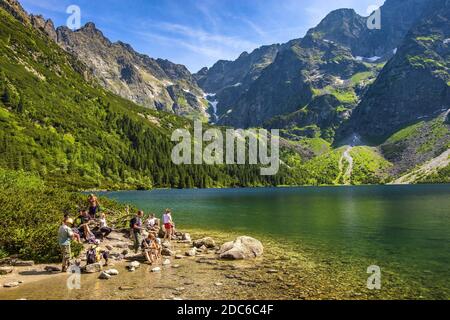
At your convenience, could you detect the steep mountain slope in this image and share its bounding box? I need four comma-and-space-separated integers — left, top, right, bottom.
194, 45, 281, 122
307, 0, 429, 58
196, 0, 434, 135
350, 0, 450, 141
195, 44, 281, 93
53, 23, 209, 120
380, 113, 450, 177
0, 3, 285, 190
219, 35, 370, 133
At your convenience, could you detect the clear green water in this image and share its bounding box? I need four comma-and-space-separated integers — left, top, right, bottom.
103, 185, 450, 298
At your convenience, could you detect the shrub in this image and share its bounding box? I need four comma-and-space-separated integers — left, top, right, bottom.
0, 168, 131, 262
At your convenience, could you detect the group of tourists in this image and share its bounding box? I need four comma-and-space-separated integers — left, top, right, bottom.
129, 208, 176, 265
57, 194, 177, 272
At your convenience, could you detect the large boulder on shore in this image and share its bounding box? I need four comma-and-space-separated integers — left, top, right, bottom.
0, 266, 14, 275
84, 263, 102, 273
161, 248, 175, 257
193, 237, 216, 249
98, 271, 112, 280
219, 236, 263, 260
185, 248, 197, 257
182, 233, 191, 242
12, 260, 34, 267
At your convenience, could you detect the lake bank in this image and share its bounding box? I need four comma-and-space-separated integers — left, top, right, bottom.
0, 228, 444, 300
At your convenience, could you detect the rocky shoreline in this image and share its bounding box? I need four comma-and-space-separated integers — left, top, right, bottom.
0, 228, 433, 300
0, 229, 274, 300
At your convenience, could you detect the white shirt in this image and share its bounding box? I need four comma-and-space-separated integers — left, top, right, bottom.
99, 218, 107, 228
163, 213, 171, 224
147, 218, 157, 228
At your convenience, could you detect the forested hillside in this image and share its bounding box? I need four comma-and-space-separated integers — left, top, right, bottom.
0, 5, 285, 190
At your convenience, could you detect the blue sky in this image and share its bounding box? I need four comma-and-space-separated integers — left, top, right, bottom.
20, 0, 384, 72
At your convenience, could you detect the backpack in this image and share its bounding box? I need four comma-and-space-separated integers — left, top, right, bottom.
130, 217, 136, 229
86, 248, 97, 265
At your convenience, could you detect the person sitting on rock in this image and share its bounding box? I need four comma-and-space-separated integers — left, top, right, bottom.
145, 213, 160, 232
152, 232, 162, 261
86, 240, 109, 266
87, 194, 101, 219
98, 212, 112, 239
76, 210, 95, 242
141, 233, 158, 265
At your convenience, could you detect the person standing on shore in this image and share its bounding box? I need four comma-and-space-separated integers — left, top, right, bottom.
162, 209, 174, 243
130, 210, 144, 253
58, 217, 77, 273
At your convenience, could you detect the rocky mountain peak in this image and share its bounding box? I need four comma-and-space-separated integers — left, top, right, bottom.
83, 22, 97, 31
79, 22, 108, 38
52, 18, 208, 118
0, 0, 30, 24
238, 51, 250, 59
29, 14, 57, 42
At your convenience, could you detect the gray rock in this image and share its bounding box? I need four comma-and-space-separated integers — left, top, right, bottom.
119, 286, 134, 291
161, 248, 175, 257
105, 269, 119, 276
151, 267, 161, 273
0, 266, 14, 275
219, 236, 264, 260
114, 243, 129, 249
113, 254, 125, 261
175, 255, 184, 260
13, 260, 34, 267
98, 271, 112, 280
105, 245, 114, 251
162, 259, 171, 266
129, 261, 140, 269
3, 281, 19, 288
0, 257, 12, 265
84, 263, 102, 273
182, 233, 191, 242
107, 235, 122, 241
121, 249, 129, 256
193, 237, 216, 249
185, 248, 197, 257
128, 267, 136, 272
44, 266, 61, 272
